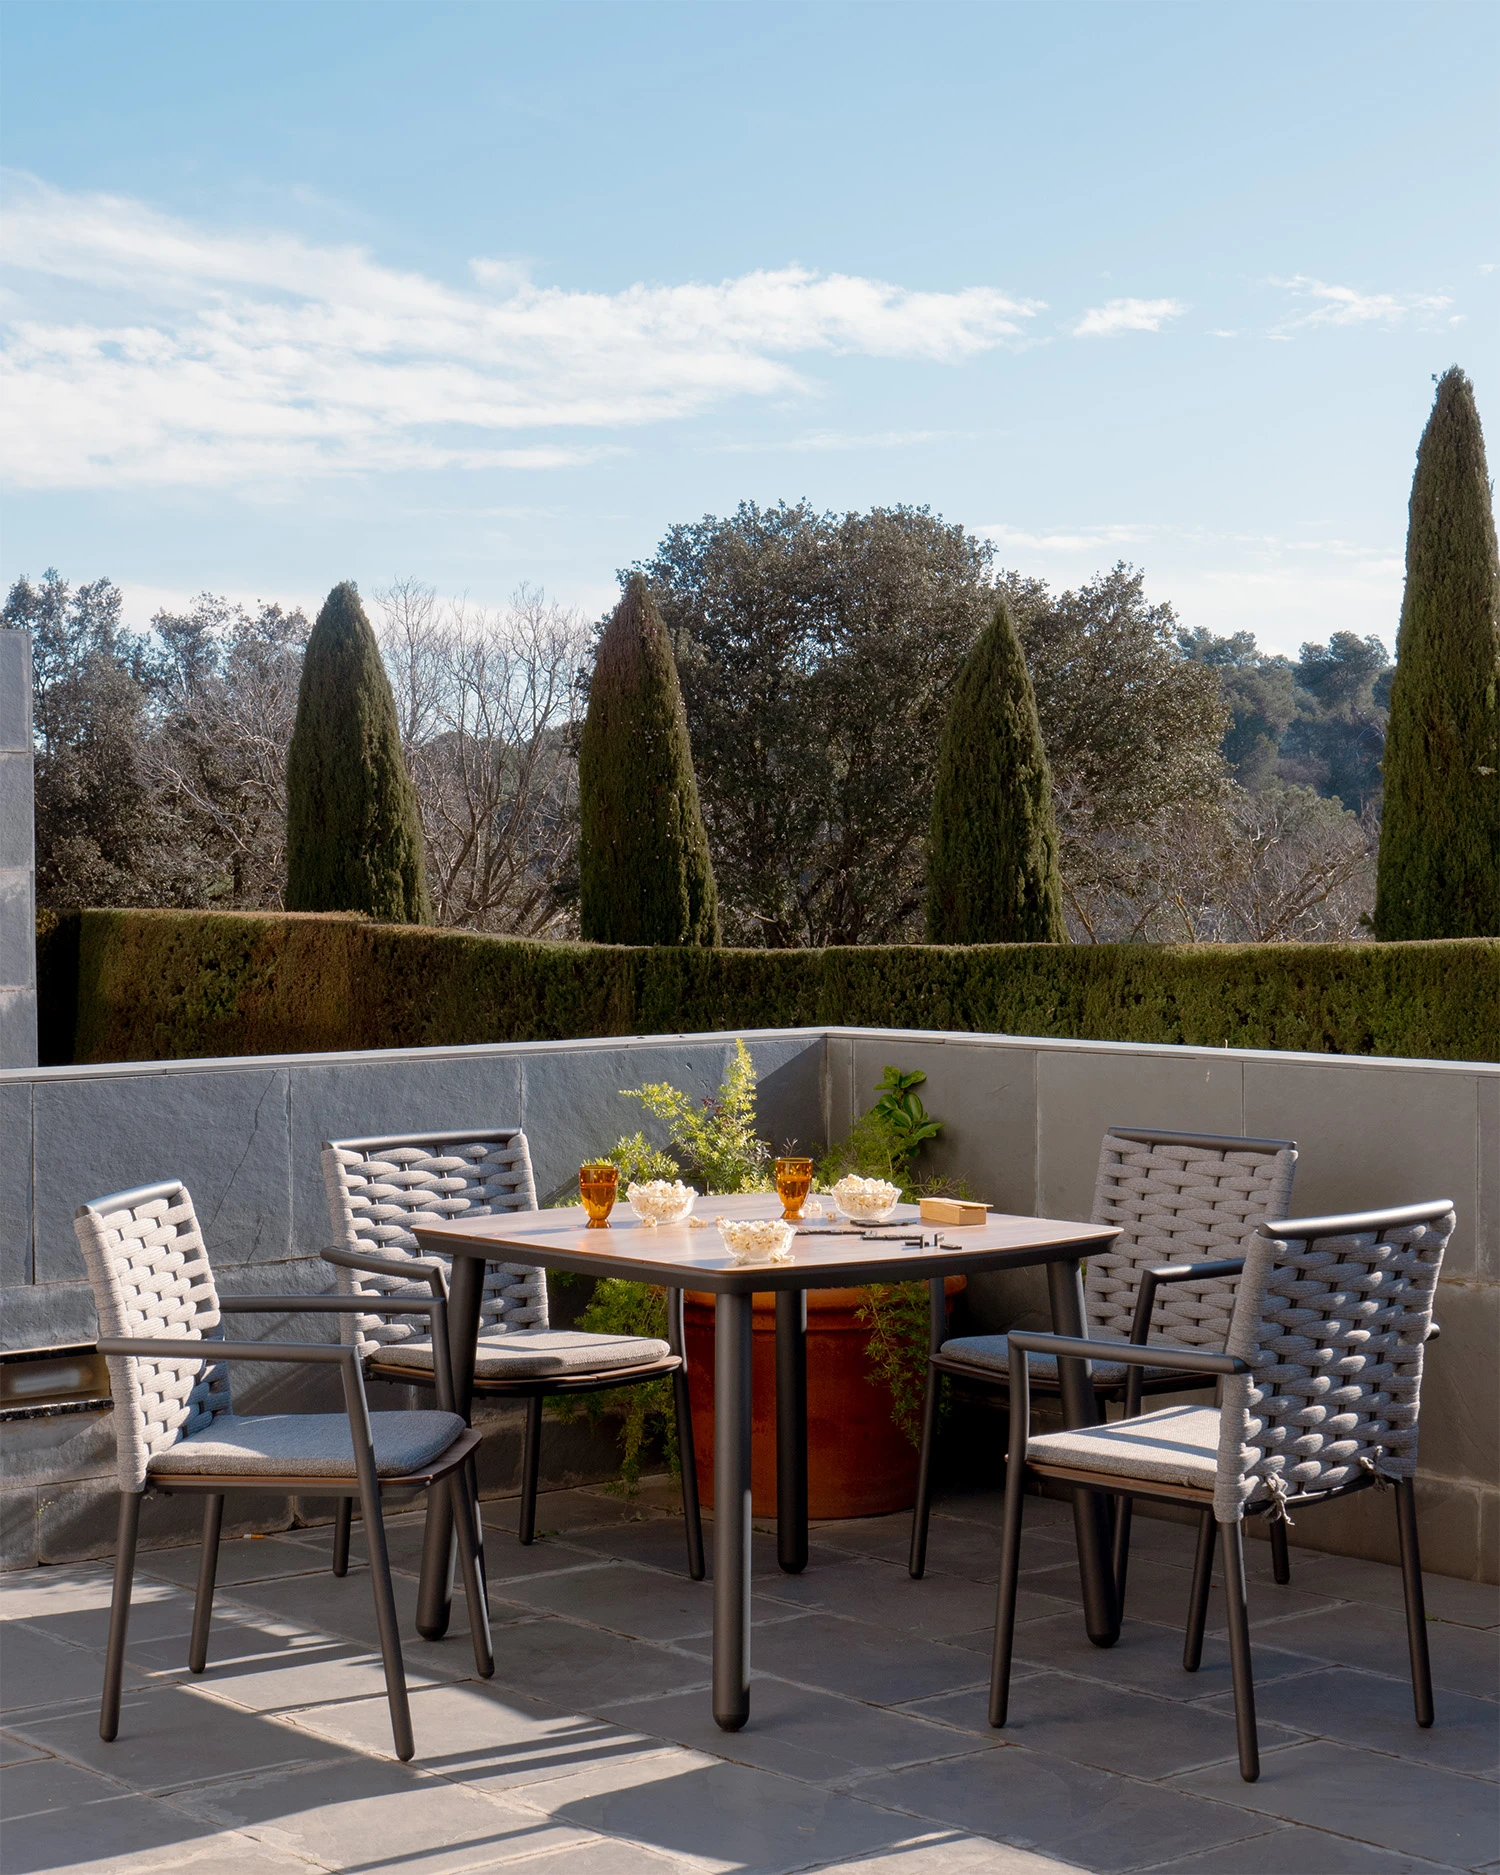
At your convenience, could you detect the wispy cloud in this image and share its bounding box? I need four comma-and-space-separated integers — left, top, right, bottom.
1270, 275, 1453, 333
0, 175, 1044, 490
1071, 297, 1187, 338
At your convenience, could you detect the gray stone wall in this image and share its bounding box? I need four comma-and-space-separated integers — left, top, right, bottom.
2, 1023, 1493, 1580
0, 631, 37, 1070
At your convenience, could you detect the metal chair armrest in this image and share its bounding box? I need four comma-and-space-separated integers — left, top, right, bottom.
1124, 1258, 1247, 1416
95, 1336, 354, 1366
321, 1245, 449, 1299
1006, 1328, 1250, 1378
215, 1295, 457, 1413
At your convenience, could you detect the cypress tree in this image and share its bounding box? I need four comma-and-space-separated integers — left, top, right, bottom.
926, 593, 1066, 944
285, 581, 431, 923
1374, 368, 1500, 939
579, 574, 719, 945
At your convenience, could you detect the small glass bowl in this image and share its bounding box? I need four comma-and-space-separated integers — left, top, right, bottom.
715, 1217, 796, 1265
626, 1180, 697, 1227
830, 1176, 901, 1226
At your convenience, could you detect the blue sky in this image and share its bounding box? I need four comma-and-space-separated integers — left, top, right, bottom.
2, 0, 1495, 654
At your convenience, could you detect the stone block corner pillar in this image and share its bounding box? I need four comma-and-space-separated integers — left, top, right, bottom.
0, 630, 37, 1069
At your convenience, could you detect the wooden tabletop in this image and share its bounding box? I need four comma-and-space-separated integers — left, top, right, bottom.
411, 1192, 1119, 1294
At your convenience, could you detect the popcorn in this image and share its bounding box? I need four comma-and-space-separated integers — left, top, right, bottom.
626, 1179, 697, 1226
830, 1175, 901, 1222
715, 1216, 796, 1264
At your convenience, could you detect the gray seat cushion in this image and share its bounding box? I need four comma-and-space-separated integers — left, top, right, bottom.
373, 1329, 671, 1379
940, 1332, 1197, 1388
1027, 1403, 1222, 1491
148, 1410, 465, 1479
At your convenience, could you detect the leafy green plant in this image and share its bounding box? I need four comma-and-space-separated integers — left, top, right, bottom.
602, 1131, 681, 1186
570, 1278, 676, 1488
618, 1037, 771, 1193
870, 1068, 943, 1175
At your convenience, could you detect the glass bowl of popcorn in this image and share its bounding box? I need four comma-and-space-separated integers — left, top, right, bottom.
714, 1216, 796, 1265
829, 1175, 902, 1225
626, 1179, 697, 1227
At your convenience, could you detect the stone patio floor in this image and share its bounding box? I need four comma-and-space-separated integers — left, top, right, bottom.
1, 1479, 1496, 1875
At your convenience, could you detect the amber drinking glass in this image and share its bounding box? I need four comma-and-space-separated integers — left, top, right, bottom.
774, 1156, 814, 1220
579, 1163, 618, 1228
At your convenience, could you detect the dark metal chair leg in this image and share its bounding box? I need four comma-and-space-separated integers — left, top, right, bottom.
449, 1471, 493, 1679
332, 1496, 353, 1577
464, 1454, 489, 1587
1184, 1510, 1217, 1672
1268, 1515, 1291, 1586
1220, 1518, 1260, 1782
667, 1290, 705, 1582
188, 1494, 224, 1674
100, 1491, 143, 1743
988, 1370, 1030, 1726
1395, 1477, 1435, 1727
909, 1363, 942, 1579
518, 1395, 543, 1545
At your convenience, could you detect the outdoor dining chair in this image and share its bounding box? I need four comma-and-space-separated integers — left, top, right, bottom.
988, 1197, 1455, 1782
321, 1128, 704, 1578
76, 1179, 489, 1762
909, 1126, 1298, 1593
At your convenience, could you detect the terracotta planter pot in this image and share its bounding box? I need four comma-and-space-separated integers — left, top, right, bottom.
684, 1277, 965, 1520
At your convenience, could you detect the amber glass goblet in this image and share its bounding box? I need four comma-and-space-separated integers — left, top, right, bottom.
579, 1163, 618, 1228
774, 1156, 814, 1220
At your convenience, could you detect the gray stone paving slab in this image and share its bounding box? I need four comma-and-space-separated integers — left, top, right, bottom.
0, 1621, 147, 1712
1199, 1666, 1500, 1781
813, 1840, 1082, 1875
1248, 1604, 1500, 1702
1138, 1824, 1469, 1872
903, 1671, 1307, 1778
752, 1554, 1074, 1638
607, 1673, 998, 1785
465, 1840, 692, 1874
953, 1609, 1324, 1703
0, 1730, 46, 1765
505, 1745, 934, 1874
0, 1753, 127, 1820
0, 1786, 288, 1875
563, 1516, 842, 1580
1289, 1555, 1500, 1631
678, 1612, 988, 1707
135, 1533, 340, 1588
174, 1752, 593, 1872
855, 1744, 1266, 1874
7, 1682, 327, 1790
1173, 1740, 1500, 1867
492, 1559, 798, 1642
1086, 1556, 1344, 1631
128, 1614, 458, 1709
485, 1612, 714, 1709
285, 1679, 664, 1792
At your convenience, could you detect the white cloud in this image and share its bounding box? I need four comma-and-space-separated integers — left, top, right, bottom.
1070, 297, 1187, 338
0, 175, 1044, 490
980, 520, 1400, 655
1270, 275, 1453, 333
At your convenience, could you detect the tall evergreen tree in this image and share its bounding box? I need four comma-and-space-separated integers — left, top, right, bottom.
926, 594, 1066, 944
285, 581, 430, 922
579, 574, 719, 945
1374, 368, 1500, 939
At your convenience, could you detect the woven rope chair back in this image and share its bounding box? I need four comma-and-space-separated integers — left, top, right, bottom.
322, 1129, 544, 1360
1214, 1201, 1454, 1522
1087, 1128, 1298, 1351
74, 1180, 231, 1492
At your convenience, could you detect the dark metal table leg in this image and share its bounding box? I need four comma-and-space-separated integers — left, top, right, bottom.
713, 1291, 753, 1731
1045, 1256, 1121, 1648
417, 1250, 484, 1642
775, 1289, 808, 1574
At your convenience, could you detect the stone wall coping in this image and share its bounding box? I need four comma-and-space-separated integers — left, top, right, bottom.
3, 1022, 1494, 1085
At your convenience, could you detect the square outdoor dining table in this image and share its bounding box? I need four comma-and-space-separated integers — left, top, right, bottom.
412, 1194, 1123, 1731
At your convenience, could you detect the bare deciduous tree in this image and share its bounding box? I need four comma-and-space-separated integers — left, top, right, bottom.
376, 581, 585, 935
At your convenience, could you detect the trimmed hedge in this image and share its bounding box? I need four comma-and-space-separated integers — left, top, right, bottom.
34, 909, 1498, 1066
